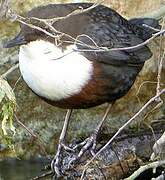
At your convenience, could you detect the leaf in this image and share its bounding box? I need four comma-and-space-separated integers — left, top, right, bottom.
0, 77, 16, 103
1, 104, 9, 135
1, 103, 16, 136
0, 78, 16, 136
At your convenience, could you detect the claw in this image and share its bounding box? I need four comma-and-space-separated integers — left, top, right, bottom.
51, 142, 76, 176
50, 104, 112, 176
90, 142, 97, 157
61, 143, 75, 152
72, 139, 88, 150
51, 158, 64, 177
68, 156, 77, 168
68, 134, 97, 168
51, 143, 64, 176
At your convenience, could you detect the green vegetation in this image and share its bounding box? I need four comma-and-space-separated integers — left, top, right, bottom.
0, 77, 16, 148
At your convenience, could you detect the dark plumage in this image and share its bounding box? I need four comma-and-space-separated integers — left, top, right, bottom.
4, 3, 160, 176
5, 3, 159, 108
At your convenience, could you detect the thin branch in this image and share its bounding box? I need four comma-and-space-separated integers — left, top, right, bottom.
156, 18, 165, 100
14, 114, 48, 156
12, 75, 22, 92
4, 2, 164, 56
0, 0, 11, 19
150, 131, 165, 160
18, 16, 165, 53
5, 2, 106, 50
14, 114, 37, 138
31, 1, 105, 24
142, 24, 161, 32
31, 171, 53, 180
73, 29, 165, 52
1, 63, 19, 79
17, 18, 57, 38
80, 89, 165, 180
16, 15, 102, 50
124, 160, 165, 180
1, 2, 165, 179
3, 2, 165, 59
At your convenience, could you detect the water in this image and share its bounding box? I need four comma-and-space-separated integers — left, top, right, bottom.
0, 158, 51, 180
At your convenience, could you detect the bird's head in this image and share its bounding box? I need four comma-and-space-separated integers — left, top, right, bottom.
3, 20, 53, 48
3, 3, 60, 49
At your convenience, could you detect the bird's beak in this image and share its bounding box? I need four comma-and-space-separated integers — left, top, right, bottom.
3, 33, 27, 48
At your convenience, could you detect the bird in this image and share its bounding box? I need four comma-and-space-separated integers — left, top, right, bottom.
4, 2, 160, 176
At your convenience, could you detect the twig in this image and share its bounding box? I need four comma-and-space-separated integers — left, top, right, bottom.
1, 63, 19, 79
5, 1, 164, 56
17, 18, 57, 38
150, 131, 165, 160
142, 24, 161, 32
0, 0, 11, 19
4, 2, 165, 56
31, 1, 105, 24
1, 2, 165, 179
14, 114, 48, 156
80, 89, 165, 180
16, 16, 101, 50
31, 171, 53, 180
12, 75, 22, 92
5, 2, 106, 50
73, 29, 165, 52
19, 16, 165, 53
156, 18, 165, 100
124, 160, 165, 180
14, 114, 37, 138
136, 81, 165, 97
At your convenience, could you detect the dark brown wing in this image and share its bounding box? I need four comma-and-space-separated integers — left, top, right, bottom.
26, 3, 153, 65
76, 22, 152, 66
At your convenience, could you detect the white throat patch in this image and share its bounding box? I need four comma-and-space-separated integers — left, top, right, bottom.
19, 40, 93, 101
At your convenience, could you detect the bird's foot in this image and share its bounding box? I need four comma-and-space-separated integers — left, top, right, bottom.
51, 142, 75, 177
51, 133, 98, 176
68, 133, 97, 167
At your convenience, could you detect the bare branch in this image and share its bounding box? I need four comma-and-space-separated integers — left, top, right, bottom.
124, 160, 165, 180
1, 2, 165, 179
2, 1, 165, 57
14, 114, 37, 138
1, 63, 19, 79
14, 114, 48, 156
32, 171, 53, 180
73, 29, 165, 52
31, 1, 105, 24
150, 131, 165, 160
156, 18, 165, 101
80, 89, 165, 180
16, 14, 165, 53
0, 0, 11, 19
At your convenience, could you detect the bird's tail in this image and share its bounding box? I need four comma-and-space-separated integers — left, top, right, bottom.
129, 18, 161, 40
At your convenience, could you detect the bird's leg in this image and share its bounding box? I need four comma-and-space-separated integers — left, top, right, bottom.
51, 109, 73, 176
69, 103, 114, 166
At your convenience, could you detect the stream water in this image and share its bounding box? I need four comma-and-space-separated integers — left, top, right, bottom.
0, 158, 50, 180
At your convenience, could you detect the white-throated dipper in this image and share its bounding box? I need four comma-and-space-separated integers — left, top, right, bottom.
4, 2, 161, 176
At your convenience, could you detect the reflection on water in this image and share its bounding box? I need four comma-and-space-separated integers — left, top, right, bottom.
0, 158, 51, 180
